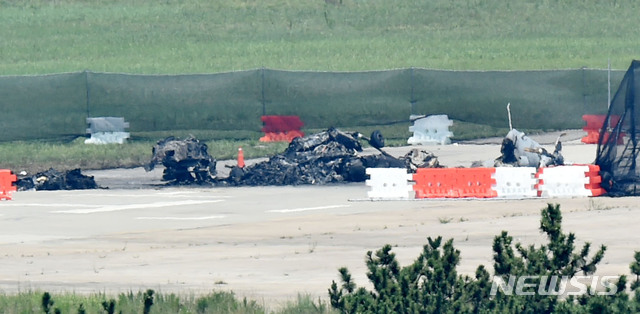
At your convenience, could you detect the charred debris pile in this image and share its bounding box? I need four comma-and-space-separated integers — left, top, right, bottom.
145, 136, 217, 184
232, 128, 440, 186
146, 128, 441, 186
145, 128, 566, 187
16, 168, 99, 191
11, 128, 566, 191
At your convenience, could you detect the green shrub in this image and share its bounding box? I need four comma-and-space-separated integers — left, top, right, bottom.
329, 204, 640, 313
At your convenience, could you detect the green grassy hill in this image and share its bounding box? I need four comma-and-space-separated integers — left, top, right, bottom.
1, 0, 638, 75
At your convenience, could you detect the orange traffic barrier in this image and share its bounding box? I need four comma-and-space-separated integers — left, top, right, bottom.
581, 114, 623, 144
584, 164, 605, 197
457, 168, 498, 198
413, 168, 497, 198
259, 115, 305, 142
237, 147, 245, 168
412, 168, 458, 198
0, 169, 17, 200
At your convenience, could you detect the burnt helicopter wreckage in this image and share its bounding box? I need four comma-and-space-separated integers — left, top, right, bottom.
473, 128, 565, 168
145, 136, 217, 184
146, 128, 441, 186
488, 103, 565, 168
231, 128, 441, 186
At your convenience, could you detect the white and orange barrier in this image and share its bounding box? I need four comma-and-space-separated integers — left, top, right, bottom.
366, 165, 606, 200
492, 167, 538, 198
365, 168, 414, 199
536, 164, 605, 197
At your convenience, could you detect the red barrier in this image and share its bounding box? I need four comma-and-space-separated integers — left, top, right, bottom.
581, 114, 623, 144
259, 115, 305, 142
413, 168, 497, 198
0, 169, 17, 200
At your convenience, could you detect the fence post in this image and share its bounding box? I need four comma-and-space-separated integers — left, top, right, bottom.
84, 69, 91, 119
261, 67, 266, 116
581, 66, 587, 114
410, 67, 415, 115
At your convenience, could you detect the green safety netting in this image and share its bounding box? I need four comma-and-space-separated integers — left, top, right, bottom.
0, 68, 623, 141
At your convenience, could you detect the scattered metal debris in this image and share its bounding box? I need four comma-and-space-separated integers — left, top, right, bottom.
224, 128, 442, 186
145, 136, 217, 184
492, 129, 565, 168
474, 103, 565, 168
403, 148, 442, 170
226, 128, 369, 186
146, 129, 442, 186
16, 168, 99, 191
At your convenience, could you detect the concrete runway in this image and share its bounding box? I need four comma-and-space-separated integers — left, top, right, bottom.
1, 134, 639, 308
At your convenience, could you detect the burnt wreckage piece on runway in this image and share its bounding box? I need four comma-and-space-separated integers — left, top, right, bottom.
228, 128, 441, 186
16, 168, 99, 191
147, 129, 440, 186
234, 128, 376, 185
146, 136, 217, 184
492, 129, 565, 168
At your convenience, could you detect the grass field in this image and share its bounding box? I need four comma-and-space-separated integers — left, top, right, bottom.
1, 0, 636, 170
1, 0, 638, 75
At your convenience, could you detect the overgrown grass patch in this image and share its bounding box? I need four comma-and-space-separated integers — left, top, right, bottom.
0, 290, 334, 313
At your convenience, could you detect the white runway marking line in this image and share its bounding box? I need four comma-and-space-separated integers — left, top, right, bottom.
51, 200, 224, 214
136, 215, 225, 220
1, 203, 84, 207
267, 204, 350, 213
76, 192, 233, 198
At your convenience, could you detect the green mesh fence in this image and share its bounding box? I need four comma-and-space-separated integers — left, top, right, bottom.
87, 70, 263, 132
0, 72, 86, 141
263, 69, 412, 128
412, 68, 622, 129
0, 68, 625, 141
